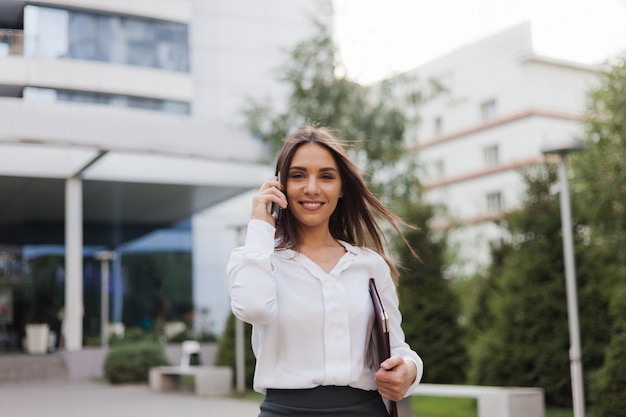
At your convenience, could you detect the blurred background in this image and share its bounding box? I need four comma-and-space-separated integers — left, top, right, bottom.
1, 1, 625, 413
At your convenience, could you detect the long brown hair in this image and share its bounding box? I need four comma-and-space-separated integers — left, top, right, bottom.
274, 125, 417, 281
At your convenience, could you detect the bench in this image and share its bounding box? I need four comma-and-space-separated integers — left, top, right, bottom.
149, 365, 233, 396
410, 384, 545, 417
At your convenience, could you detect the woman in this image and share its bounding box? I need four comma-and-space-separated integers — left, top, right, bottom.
227, 126, 422, 416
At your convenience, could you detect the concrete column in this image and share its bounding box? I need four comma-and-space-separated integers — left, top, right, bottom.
65, 177, 83, 351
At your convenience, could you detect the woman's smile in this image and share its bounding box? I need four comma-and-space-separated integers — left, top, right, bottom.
301, 201, 324, 210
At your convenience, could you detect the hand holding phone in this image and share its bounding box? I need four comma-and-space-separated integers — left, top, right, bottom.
266, 173, 283, 227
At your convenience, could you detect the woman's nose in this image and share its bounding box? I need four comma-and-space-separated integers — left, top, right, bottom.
304, 177, 319, 194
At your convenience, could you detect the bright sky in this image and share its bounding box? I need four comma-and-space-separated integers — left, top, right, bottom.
333, 0, 626, 84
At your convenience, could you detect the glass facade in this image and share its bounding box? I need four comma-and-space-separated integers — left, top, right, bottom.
24, 5, 189, 72
23, 87, 190, 115
0, 221, 193, 352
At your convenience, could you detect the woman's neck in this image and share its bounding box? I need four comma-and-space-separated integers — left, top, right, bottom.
298, 225, 339, 250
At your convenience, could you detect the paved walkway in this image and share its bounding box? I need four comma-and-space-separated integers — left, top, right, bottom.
0, 380, 261, 417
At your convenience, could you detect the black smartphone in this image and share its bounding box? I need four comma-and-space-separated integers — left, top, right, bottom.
268, 173, 282, 227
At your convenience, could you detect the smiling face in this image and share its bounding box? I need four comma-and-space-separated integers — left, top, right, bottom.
286, 142, 343, 231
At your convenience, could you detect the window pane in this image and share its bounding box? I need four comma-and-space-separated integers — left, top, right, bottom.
483, 144, 499, 166
97, 15, 125, 63
24, 6, 69, 59
126, 19, 157, 68
481, 99, 497, 121
487, 191, 504, 212
25, 6, 188, 72
69, 12, 98, 60
154, 22, 188, 71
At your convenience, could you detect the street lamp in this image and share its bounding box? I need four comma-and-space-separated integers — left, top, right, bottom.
540, 139, 587, 417
229, 224, 247, 394
94, 250, 117, 347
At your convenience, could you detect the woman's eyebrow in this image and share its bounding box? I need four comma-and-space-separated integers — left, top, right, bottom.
289, 166, 338, 173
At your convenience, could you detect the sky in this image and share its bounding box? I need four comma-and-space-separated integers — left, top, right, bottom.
333, 0, 626, 84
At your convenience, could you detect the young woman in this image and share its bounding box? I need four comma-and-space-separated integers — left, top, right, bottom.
227, 126, 422, 416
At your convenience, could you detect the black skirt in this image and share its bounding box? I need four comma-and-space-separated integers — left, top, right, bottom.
259, 385, 390, 417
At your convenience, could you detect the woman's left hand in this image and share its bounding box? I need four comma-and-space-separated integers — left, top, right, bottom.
374, 355, 418, 401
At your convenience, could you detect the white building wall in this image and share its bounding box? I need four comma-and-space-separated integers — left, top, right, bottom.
405, 23, 602, 276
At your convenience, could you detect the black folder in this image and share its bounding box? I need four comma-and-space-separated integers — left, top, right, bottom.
369, 278, 398, 417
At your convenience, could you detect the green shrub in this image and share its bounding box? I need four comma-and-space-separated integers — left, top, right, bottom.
108, 327, 160, 347
103, 342, 169, 384
167, 328, 218, 344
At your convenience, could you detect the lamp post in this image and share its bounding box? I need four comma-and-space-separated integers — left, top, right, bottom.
540, 139, 586, 417
230, 224, 247, 394
95, 250, 117, 347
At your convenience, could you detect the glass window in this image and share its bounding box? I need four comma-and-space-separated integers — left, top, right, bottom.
434, 117, 443, 136
126, 18, 157, 68
154, 22, 189, 71
487, 191, 504, 213
161, 100, 190, 115
483, 144, 499, 166
23, 87, 57, 101
24, 5, 69, 59
97, 16, 126, 63
22, 87, 189, 115
23, 5, 188, 72
481, 99, 497, 121
69, 12, 98, 60
434, 159, 445, 180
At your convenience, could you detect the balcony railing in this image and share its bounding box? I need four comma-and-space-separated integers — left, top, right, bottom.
0, 29, 24, 56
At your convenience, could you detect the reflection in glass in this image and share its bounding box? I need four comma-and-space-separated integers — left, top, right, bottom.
23, 87, 190, 115
24, 5, 69, 59
23, 5, 188, 72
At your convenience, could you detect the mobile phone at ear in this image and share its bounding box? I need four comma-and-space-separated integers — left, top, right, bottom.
267, 173, 282, 226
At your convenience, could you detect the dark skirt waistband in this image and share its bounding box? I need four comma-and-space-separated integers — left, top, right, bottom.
264, 385, 381, 409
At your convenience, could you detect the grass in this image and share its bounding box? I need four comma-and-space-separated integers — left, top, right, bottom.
412, 396, 477, 417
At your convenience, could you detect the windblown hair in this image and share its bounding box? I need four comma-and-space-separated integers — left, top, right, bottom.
274, 125, 416, 281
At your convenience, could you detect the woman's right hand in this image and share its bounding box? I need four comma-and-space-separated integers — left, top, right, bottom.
251, 176, 287, 226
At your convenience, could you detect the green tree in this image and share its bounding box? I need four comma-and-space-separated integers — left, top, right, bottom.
573, 54, 626, 414
573, 54, 626, 248
590, 283, 626, 417
469, 167, 572, 405
469, 166, 614, 406
395, 203, 468, 383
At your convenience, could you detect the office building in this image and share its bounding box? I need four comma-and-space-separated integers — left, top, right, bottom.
405, 23, 603, 276
0, 0, 328, 352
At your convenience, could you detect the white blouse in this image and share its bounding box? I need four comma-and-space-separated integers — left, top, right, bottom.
227, 219, 423, 394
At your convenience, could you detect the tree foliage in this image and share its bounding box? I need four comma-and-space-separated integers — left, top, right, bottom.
468, 166, 613, 406
469, 167, 571, 404
395, 203, 467, 383
573, 54, 626, 414
573, 54, 626, 260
